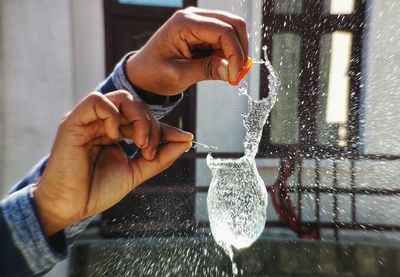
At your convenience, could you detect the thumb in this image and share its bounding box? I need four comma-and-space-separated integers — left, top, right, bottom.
129, 141, 192, 188
180, 56, 229, 83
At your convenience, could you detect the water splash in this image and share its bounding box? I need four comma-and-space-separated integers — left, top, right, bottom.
207, 45, 280, 275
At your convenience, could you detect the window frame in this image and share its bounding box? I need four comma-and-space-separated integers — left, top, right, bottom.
102, 0, 198, 238
259, 0, 367, 159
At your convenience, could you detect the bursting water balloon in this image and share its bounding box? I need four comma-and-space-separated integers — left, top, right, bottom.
207, 46, 280, 274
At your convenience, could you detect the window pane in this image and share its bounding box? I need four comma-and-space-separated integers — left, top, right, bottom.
118, 0, 183, 8
324, 0, 355, 14
270, 33, 301, 145
317, 32, 353, 147
274, 0, 303, 14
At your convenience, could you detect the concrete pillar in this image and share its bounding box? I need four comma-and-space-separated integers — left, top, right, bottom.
0, 0, 105, 196
71, 0, 105, 101
0, 0, 74, 194
363, 1, 400, 155
0, 0, 6, 196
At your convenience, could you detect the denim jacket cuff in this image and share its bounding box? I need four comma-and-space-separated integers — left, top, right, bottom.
1, 184, 66, 274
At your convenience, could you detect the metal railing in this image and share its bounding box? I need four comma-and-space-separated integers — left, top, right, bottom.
98, 152, 400, 240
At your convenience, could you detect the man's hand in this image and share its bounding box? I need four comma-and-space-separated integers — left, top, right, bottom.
33, 91, 192, 236
126, 7, 249, 95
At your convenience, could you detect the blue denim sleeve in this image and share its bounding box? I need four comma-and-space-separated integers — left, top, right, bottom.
0, 53, 183, 276
0, 157, 67, 276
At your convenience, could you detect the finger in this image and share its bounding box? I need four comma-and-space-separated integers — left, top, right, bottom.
80, 121, 123, 145
160, 123, 194, 142
105, 90, 151, 149
177, 55, 229, 82
120, 125, 135, 141
130, 141, 192, 187
186, 7, 249, 58
71, 92, 120, 139
141, 114, 160, 160
176, 12, 245, 83
91, 135, 122, 146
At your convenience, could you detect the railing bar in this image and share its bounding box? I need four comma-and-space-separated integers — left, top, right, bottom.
315, 158, 321, 225
283, 187, 400, 195
333, 160, 339, 240
350, 159, 357, 223
297, 155, 303, 223
101, 221, 400, 235
193, 152, 400, 161
131, 185, 400, 195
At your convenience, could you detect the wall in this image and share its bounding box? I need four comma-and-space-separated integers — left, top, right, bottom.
349, 0, 400, 241
71, 0, 105, 101
0, 0, 5, 199
0, 0, 105, 276
0, 0, 73, 195
0, 0, 104, 196
363, 1, 400, 155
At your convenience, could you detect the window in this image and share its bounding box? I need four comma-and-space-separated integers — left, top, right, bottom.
257, 0, 369, 241
260, 0, 365, 158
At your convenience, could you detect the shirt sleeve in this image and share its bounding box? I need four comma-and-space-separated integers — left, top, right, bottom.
0, 184, 66, 276
0, 156, 86, 276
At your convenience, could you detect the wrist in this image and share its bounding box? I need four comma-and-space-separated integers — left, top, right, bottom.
125, 53, 182, 104
125, 51, 154, 93
32, 185, 72, 236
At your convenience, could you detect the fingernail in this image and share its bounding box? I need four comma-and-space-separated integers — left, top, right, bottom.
218, 64, 228, 81
185, 141, 193, 152
151, 149, 157, 159
187, 132, 194, 141
229, 58, 253, 86
228, 72, 239, 86
142, 137, 149, 149
228, 69, 239, 85
180, 130, 194, 138
233, 70, 240, 83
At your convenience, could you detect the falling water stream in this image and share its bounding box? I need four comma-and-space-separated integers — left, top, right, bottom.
207, 46, 281, 275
